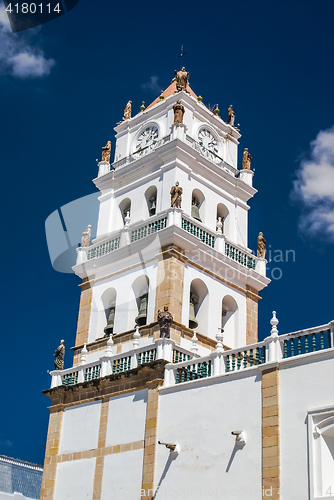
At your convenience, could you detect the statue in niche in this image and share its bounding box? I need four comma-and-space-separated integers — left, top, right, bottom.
257, 232, 266, 259
157, 306, 173, 338
242, 148, 252, 170
173, 101, 185, 124
123, 100, 132, 120
54, 340, 65, 370
81, 225, 91, 247
174, 67, 189, 91
227, 105, 235, 127
102, 141, 111, 162
170, 181, 183, 208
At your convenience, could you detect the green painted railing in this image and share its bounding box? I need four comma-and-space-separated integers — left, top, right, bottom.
131, 217, 167, 243
175, 360, 212, 384
112, 356, 131, 374
283, 329, 331, 358
62, 371, 78, 386
226, 345, 266, 372
84, 364, 101, 382
137, 349, 156, 365
181, 219, 215, 248
173, 349, 191, 363
87, 238, 120, 260
225, 243, 256, 270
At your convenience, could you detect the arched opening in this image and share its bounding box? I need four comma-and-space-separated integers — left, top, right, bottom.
189, 278, 209, 335
145, 186, 157, 217
191, 189, 205, 223
221, 295, 238, 347
99, 288, 117, 338
127, 275, 150, 330
216, 203, 229, 236
119, 198, 131, 223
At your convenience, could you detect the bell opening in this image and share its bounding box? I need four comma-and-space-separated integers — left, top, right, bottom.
135, 294, 148, 326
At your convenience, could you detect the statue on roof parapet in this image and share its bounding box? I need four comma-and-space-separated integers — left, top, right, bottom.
101, 141, 111, 163
174, 67, 189, 92
242, 148, 252, 170
173, 100, 185, 123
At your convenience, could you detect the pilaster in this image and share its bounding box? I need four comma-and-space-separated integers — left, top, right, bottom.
154, 245, 185, 324
74, 277, 93, 350
246, 285, 259, 344
262, 367, 280, 499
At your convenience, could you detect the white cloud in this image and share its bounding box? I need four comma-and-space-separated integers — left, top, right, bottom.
0, 5, 55, 78
293, 126, 334, 241
142, 75, 161, 94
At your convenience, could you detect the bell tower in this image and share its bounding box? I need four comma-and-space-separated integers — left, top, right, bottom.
73, 68, 269, 356
40, 68, 270, 500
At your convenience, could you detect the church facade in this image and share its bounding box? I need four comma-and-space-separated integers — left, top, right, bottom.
40, 70, 334, 500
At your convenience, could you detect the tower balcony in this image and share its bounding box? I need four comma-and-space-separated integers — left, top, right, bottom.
74, 207, 267, 283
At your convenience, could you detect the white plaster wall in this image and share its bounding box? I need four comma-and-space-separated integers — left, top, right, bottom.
59, 401, 101, 455
156, 372, 262, 499
106, 389, 148, 446
280, 353, 334, 500
54, 458, 95, 500
101, 449, 144, 500
182, 263, 246, 347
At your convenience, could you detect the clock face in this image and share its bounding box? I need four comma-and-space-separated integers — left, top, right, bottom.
135, 126, 159, 154
198, 128, 219, 161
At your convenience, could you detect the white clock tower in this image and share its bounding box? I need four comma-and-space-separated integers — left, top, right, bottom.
41, 70, 272, 500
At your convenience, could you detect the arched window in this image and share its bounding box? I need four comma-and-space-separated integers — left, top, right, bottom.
221, 295, 238, 348
189, 278, 209, 336
216, 203, 229, 236
99, 288, 117, 338
119, 198, 131, 223
127, 275, 150, 330
145, 186, 157, 217
191, 189, 205, 223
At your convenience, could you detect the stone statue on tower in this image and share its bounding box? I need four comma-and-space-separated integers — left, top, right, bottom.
227, 105, 235, 127
257, 232, 266, 259
242, 148, 252, 170
174, 67, 189, 91
173, 101, 185, 123
102, 141, 111, 162
157, 306, 173, 338
123, 100, 132, 120
170, 181, 183, 208
54, 340, 65, 370
81, 225, 91, 247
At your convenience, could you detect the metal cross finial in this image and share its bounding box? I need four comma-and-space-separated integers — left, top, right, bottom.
176, 44, 188, 59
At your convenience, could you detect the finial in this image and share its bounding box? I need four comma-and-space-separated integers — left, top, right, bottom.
140, 101, 145, 111
270, 311, 279, 337
215, 327, 224, 353
214, 104, 220, 116
191, 331, 199, 356
124, 211, 130, 228
106, 334, 114, 357
216, 217, 223, 234
159, 91, 164, 101
133, 325, 140, 348
80, 343, 88, 364
197, 96, 203, 103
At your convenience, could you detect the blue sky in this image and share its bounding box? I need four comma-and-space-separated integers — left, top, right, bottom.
0, 0, 334, 465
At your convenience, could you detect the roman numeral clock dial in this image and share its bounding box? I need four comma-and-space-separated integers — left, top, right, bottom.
135, 126, 159, 155
198, 128, 219, 162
